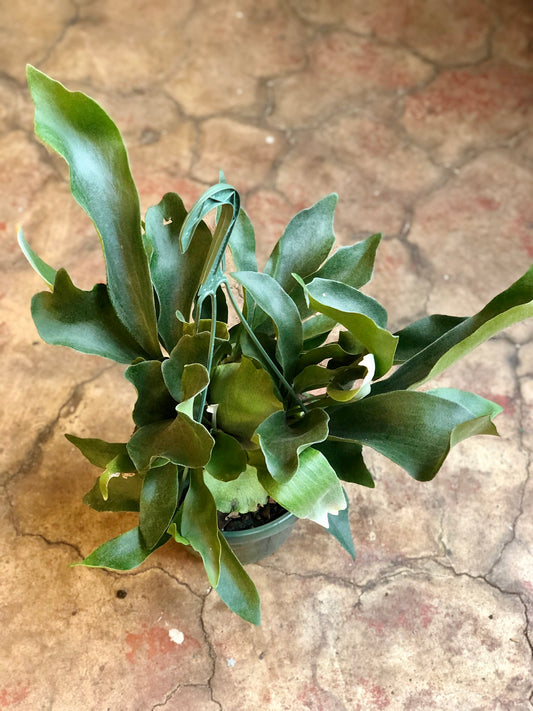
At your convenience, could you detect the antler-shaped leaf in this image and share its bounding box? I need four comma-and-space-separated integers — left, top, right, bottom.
374, 265, 533, 392
179, 182, 240, 300
145, 193, 212, 351
26, 65, 160, 359
176, 183, 240, 418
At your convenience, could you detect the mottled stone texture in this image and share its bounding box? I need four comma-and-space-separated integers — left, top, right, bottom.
1, 0, 532, 709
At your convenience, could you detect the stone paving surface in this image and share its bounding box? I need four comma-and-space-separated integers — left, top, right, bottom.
1, 1, 533, 709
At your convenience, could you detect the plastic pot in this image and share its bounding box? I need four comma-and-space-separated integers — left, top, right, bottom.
221, 511, 298, 565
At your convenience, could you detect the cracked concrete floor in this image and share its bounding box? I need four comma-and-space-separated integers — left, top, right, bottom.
1, 1, 533, 709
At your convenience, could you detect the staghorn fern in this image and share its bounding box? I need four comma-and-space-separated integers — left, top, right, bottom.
19, 66, 533, 624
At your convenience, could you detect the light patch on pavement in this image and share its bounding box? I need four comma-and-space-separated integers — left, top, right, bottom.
168, 628, 185, 645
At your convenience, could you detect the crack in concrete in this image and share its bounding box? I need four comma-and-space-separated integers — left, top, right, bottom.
520, 596, 533, 660
257, 559, 362, 593
348, 553, 533, 690
150, 684, 216, 711
18, 530, 83, 559
431, 557, 533, 681
152, 683, 220, 711
259, 555, 449, 602
357, 562, 433, 597
346, 551, 533, 645
151, 681, 182, 710
486, 364, 531, 580
199, 595, 223, 711
3, 365, 115, 547
32, 0, 80, 70
125, 563, 207, 603
377, 551, 519, 603
69, 559, 225, 703
5, 364, 114, 487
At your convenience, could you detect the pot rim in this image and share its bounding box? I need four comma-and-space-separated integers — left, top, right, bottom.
220, 510, 297, 541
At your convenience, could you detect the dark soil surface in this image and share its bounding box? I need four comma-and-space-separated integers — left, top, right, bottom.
217, 501, 288, 532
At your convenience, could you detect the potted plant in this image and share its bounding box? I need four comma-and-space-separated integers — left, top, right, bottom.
19, 66, 533, 625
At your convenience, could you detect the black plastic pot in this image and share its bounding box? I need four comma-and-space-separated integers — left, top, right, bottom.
221, 511, 298, 565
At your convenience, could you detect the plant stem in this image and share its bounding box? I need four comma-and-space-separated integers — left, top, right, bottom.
199, 202, 238, 286
224, 280, 308, 414
193, 291, 217, 422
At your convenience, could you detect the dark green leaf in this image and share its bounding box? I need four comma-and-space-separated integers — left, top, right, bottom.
290, 235, 382, 321
327, 390, 501, 481
314, 234, 381, 289
70, 435, 142, 511
297, 341, 356, 370
181, 469, 221, 587
145, 192, 212, 351
305, 277, 388, 327
77, 527, 169, 569
209, 357, 283, 442
127, 414, 214, 471
232, 271, 303, 378
216, 534, 261, 625
176, 364, 210, 419
314, 440, 374, 487
302, 314, 337, 343
32, 269, 150, 363
179, 183, 239, 300
83, 472, 143, 512
393, 314, 466, 363
229, 208, 257, 272
66, 434, 135, 470
182, 319, 230, 340
293, 364, 337, 394
264, 194, 337, 292
427, 388, 502, 446
338, 330, 366, 355
326, 489, 356, 559
206, 430, 248, 482
301, 278, 397, 378
256, 409, 329, 483
374, 266, 533, 392
236, 329, 278, 383
27, 65, 160, 358
179, 183, 238, 254
162, 332, 211, 402
139, 462, 179, 549
125, 360, 177, 427
199, 285, 229, 325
